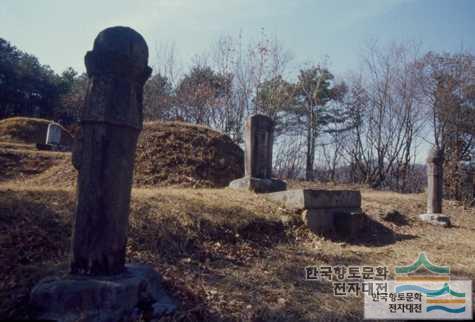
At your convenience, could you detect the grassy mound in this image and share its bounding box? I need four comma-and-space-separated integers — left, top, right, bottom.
0, 120, 243, 188
0, 148, 68, 182
0, 117, 73, 146
19, 157, 76, 188
134, 121, 244, 188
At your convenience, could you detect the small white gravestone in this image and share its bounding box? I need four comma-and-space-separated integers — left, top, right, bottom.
45, 122, 62, 145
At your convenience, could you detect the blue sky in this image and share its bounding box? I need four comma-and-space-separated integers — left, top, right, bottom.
1, 0, 474, 76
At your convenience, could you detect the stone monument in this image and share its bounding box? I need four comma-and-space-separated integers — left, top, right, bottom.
229, 114, 286, 193
30, 26, 175, 321
45, 122, 62, 146
460, 161, 474, 207
418, 148, 451, 226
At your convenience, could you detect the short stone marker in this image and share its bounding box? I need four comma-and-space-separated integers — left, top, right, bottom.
45, 122, 62, 145
30, 26, 175, 321
229, 114, 286, 193
36, 122, 64, 151
418, 148, 451, 227
266, 189, 364, 237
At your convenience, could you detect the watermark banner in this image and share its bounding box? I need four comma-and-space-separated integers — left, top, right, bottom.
364, 280, 472, 319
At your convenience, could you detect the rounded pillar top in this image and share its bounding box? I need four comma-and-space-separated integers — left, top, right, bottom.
93, 26, 148, 66
85, 26, 152, 82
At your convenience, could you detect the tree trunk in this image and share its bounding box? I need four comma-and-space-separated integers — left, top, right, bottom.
305, 111, 316, 181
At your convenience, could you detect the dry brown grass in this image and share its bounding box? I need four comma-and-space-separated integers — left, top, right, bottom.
0, 141, 38, 151
1, 181, 474, 321
0, 145, 69, 182
2, 119, 473, 320
0, 120, 244, 189
134, 121, 244, 188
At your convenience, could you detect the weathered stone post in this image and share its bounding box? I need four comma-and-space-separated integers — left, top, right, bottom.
30, 26, 175, 321
426, 148, 444, 214
245, 114, 273, 178
229, 114, 286, 193
419, 147, 450, 226
70, 25, 151, 276
460, 161, 475, 207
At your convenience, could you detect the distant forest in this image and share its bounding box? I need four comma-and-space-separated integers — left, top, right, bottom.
1, 34, 474, 199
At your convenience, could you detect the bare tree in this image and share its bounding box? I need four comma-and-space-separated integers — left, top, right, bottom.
152, 41, 182, 89
205, 31, 293, 142
419, 51, 475, 199
209, 35, 244, 141
175, 64, 231, 126
343, 42, 427, 191
143, 73, 174, 121
274, 134, 307, 179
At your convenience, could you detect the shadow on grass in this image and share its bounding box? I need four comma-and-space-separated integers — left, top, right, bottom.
128, 201, 299, 321
0, 189, 74, 320
324, 215, 417, 247
380, 210, 410, 226
128, 196, 295, 265
214, 249, 364, 322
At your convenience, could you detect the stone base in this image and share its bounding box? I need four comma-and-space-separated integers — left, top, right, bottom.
302, 209, 335, 234
265, 189, 361, 210
265, 189, 365, 237
418, 213, 451, 227
229, 176, 286, 193
30, 264, 176, 322
334, 210, 365, 237
302, 208, 364, 237
36, 143, 69, 152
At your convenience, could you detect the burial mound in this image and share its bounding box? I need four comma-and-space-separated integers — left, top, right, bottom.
0, 117, 73, 147
134, 121, 244, 187
1, 120, 244, 188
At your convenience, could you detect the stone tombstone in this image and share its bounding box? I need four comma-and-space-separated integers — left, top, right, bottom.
30, 27, 175, 321
70, 26, 152, 275
229, 114, 286, 193
460, 161, 475, 207
419, 147, 450, 226
245, 114, 273, 178
426, 147, 444, 214
45, 122, 62, 145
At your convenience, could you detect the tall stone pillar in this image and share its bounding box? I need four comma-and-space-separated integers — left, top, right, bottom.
69, 26, 151, 276
229, 114, 286, 193
245, 114, 274, 178
460, 161, 475, 207
426, 148, 444, 214
419, 147, 450, 227
30, 26, 175, 321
